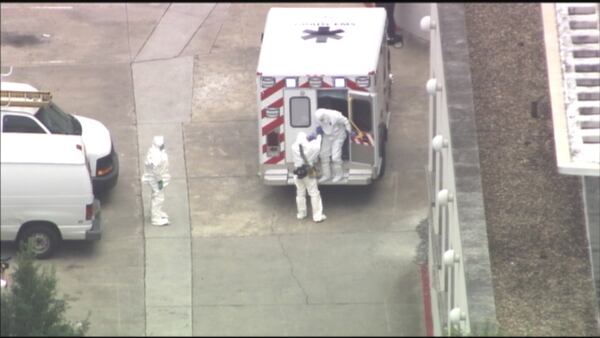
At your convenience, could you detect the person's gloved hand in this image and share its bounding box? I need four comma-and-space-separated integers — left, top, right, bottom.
158, 180, 163, 190
316, 126, 324, 135
350, 130, 358, 139
307, 133, 317, 141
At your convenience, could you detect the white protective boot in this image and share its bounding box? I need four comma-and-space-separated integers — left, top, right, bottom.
318, 160, 331, 183
310, 192, 327, 223
331, 162, 344, 182
296, 194, 307, 220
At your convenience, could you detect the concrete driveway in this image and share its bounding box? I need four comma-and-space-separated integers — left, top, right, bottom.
1, 3, 429, 336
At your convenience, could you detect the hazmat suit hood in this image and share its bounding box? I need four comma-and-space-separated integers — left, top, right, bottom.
315, 109, 333, 135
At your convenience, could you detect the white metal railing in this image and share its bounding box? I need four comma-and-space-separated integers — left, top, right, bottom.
423, 4, 469, 335
422, 4, 497, 335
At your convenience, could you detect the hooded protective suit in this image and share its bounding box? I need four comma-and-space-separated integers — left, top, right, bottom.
314, 108, 352, 182
291, 132, 326, 222
142, 136, 171, 226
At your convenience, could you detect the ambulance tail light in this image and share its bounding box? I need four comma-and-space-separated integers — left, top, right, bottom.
356, 76, 371, 87
309, 76, 322, 88
261, 76, 275, 88
266, 131, 280, 156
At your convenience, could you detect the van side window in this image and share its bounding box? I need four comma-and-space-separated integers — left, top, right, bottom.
2, 115, 46, 134
289, 96, 310, 128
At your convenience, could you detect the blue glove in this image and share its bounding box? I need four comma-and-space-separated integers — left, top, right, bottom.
316, 126, 324, 135
307, 133, 317, 141
350, 130, 358, 139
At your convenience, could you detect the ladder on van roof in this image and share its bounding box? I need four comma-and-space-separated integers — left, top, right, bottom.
0, 90, 52, 108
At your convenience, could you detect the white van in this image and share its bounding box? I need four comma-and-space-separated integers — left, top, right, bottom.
0, 133, 101, 258
0, 81, 118, 194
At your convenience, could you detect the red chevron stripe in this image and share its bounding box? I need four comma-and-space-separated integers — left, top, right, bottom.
299, 80, 331, 88
261, 116, 284, 135
264, 152, 285, 164
346, 78, 368, 92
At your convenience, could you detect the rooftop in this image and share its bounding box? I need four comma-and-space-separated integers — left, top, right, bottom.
462, 3, 599, 335
257, 7, 385, 76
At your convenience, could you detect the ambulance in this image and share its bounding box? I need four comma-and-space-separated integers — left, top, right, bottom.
256, 7, 392, 185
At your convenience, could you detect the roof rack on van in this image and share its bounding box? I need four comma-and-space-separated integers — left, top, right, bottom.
0, 90, 52, 108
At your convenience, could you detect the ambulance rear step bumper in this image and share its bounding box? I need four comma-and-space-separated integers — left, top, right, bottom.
263, 169, 289, 186
263, 168, 374, 186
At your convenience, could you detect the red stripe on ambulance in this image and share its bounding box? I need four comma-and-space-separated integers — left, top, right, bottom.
261, 116, 284, 135
345, 79, 368, 92
264, 152, 285, 164
298, 81, 332, 88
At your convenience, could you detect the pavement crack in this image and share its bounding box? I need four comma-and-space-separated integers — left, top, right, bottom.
133, 3, 171, 61
176, 3, 217, 58
271, 213, 310, 305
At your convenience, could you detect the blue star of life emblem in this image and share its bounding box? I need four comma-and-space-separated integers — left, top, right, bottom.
302, 26, 344, 43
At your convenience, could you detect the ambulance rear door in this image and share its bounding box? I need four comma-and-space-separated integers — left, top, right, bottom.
348, 90, 375, 166
283, 88, 318, 163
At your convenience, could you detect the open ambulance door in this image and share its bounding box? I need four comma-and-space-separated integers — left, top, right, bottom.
348, 90, 375, 166
283, 88, 318, 164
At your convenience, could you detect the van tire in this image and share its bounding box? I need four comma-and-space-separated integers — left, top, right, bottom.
19, 224, 60, 259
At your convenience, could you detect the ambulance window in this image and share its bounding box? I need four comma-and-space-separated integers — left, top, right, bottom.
290, 97, 310, 127
352, 99, 372, 132
2, 115, 46, 134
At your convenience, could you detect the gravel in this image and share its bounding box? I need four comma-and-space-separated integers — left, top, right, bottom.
463, 3, 600, 336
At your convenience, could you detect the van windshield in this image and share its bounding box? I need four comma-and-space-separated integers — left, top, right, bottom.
35, 102, 82, 135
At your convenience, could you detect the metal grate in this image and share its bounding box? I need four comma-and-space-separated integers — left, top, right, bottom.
542, 3, 600, 176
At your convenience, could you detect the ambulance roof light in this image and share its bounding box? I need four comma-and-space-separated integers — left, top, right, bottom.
285, 78, 297, 88
334, 78, 346, 88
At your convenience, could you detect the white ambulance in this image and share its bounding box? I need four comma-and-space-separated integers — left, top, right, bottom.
256, 7, 392, 185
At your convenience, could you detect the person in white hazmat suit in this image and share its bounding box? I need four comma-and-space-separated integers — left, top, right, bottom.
314, 108, 355, 183
291, 132, 327, 222
142, 136, 171, 226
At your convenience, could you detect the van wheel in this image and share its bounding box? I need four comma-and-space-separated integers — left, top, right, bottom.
19, 225, 60, 259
